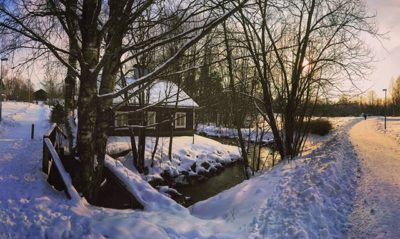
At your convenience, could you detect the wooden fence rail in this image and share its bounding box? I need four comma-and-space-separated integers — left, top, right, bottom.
42, 123, 143, 208
42, 124, 80, 201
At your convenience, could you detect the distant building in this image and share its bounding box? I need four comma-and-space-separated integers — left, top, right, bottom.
110, 78, 199, 137
33, 89, 47, 102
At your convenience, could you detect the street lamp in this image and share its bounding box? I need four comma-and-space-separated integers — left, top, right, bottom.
383, 88, 387, 130
0, 57, 8, 122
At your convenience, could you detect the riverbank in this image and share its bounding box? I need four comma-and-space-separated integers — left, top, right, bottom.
106, 135, 243, 199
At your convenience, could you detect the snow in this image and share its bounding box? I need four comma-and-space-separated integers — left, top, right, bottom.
2, 101, 396, 238
197, 117, 354, 147
196, 123, 274, 144
107, 135, 241, 183
191, 118, 362, 238
44, 138, 81, 203
113, 79, 199, 107
104, 155, 185, 212
346, 118, 400, 237
375, 116, 400, 143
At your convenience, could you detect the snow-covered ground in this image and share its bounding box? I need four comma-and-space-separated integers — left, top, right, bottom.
107, 135, 241, 184
4, 101, 395, 238
191, 118, 361, 238
375, 116, 400, 143
196, 123, 274, 144
303, 117, 355, 154
346, 118, 400, 238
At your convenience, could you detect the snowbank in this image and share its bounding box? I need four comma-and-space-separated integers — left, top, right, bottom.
197, 117, 354, 146
107, 135, 241, 184
196, 123, 274, 144
191, 118, 361, 238
104, 155, 186, 212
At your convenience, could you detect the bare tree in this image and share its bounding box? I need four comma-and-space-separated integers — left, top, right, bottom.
237, 0, 376, 159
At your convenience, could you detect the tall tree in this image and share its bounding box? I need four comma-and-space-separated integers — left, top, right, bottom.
0, 0, 247, 202
237, 0, 376, 159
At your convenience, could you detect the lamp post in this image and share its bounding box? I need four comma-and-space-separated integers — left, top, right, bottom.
0, 57, 8, 122
383, 88, 387, 130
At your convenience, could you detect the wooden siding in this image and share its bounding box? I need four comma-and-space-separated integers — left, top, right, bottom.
110, 105, 195, 137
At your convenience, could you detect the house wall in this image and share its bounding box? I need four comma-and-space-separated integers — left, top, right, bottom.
34, 90, 47, 102
110, 105, 195, 137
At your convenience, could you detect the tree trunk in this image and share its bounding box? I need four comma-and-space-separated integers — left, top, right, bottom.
223, 21, 250, 179
151, 127, 160, 167
130, 128, 139, 167
76, 0, 103, 203
64, 0, 78, 155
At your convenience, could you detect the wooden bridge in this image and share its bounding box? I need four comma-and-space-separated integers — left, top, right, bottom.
42, 123, 143, 209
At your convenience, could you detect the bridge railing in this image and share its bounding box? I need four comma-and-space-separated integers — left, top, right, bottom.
42, 124, 80, 201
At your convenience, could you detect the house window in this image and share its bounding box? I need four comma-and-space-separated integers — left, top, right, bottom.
115, 113, 128, 127
147, 111, 156, 128
175, 112, 186, 129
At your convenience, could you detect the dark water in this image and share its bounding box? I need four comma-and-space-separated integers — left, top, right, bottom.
177, 162, 247, 206
207, 136, 280, 170
175, 137, 280, 206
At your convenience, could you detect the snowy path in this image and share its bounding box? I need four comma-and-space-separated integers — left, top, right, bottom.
0, 102, 74, 237
347, 118, 400, 238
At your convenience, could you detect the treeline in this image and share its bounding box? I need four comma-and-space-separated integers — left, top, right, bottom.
313, 77, 400, 117
2, 69, 64, 104
2, 74, 34, 102
314, 102, 395, 117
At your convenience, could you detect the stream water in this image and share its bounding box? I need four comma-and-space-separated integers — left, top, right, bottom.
177, 162, 246, 206
175, 137, 280, 206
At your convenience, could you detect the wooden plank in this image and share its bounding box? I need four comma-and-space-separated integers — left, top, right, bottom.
44, 138, 81, 202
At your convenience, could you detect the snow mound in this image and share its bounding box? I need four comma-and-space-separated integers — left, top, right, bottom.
107, 135, 241, 183
192, 118, 361, 238
104, 155, 186, 212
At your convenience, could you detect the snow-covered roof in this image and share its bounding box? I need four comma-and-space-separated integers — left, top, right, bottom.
113, 77, 199, 107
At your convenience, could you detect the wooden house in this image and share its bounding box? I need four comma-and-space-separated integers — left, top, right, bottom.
110, 78, 199, 137
33, 89, 47, 102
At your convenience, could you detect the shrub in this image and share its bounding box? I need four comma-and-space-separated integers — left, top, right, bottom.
308, 119, 333, 136
50, 103, 65, 125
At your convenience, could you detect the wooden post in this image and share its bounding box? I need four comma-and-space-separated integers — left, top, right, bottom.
31, 124, 35, 139
42, 136, 49, 174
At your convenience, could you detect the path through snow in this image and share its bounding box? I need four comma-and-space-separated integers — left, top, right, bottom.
347, 118, 400, 238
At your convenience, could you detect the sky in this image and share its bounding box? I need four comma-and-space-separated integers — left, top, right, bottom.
364, 0, 400, 97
